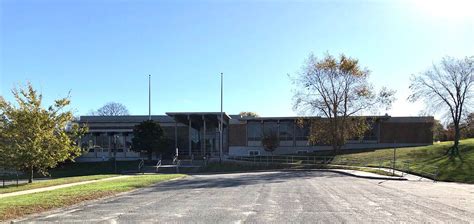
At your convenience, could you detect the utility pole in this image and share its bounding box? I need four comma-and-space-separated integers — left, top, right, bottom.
148, 74, 151, 121
220, 72, 223, 163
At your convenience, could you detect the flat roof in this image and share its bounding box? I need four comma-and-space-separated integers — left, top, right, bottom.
166, 112, 231, 120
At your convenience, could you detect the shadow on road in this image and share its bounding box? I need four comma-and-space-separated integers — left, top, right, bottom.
148, 170, 344, 192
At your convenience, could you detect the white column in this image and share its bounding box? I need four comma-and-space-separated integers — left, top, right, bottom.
203, 115, 207, 156
174, 120, 178, 151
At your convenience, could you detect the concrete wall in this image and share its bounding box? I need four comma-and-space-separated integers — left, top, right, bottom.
229, 142, 428, 156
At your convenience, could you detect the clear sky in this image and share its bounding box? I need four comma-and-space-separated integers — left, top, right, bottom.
1, 0, 473, 118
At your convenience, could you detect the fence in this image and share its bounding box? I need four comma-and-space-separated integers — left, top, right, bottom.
227, 155, 439, 181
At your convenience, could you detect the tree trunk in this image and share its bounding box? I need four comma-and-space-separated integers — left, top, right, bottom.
447, 124, 461, 156
28, 167, 33, 183
453, 126, 460, 155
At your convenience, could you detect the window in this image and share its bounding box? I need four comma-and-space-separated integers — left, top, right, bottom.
263, 121, 278, 136
279, 121, 294, 141
124, 133, 133, 152
247, 121, 262, 141
94, 133, 109, 152
363, 121, 378, 141
297, 150, 308, 154
248, 150, 260, 156
111, 134, 124, 152
295, 122, 310, 141
80, 134, 94, 152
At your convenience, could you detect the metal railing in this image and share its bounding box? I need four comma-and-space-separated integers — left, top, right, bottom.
228, 155, 334, 165
155, 160, 162, 173
138, 159, 145, 174
227, 155, 440, 182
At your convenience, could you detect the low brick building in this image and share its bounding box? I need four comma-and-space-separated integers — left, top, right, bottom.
77, 113, 433, 161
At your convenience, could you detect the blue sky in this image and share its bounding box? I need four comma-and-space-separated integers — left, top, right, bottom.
1, 0, 473, 118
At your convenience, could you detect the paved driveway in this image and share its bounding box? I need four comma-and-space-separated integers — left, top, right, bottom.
17, 171, 474, 223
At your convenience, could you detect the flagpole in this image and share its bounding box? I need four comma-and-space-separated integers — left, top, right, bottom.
148, 74, 151, 121
220, 72, 223, 162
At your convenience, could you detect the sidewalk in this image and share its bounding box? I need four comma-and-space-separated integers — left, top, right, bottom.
324, 169, 408, 180
0, 175, 129, 199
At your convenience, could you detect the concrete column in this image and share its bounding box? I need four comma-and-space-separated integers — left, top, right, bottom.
107, 133, 111, 157
174, 120, 178, 151
277, 119, 280, 146
293, 120, 296, 147
203, 115, 206, 157
188, 115, 192, 156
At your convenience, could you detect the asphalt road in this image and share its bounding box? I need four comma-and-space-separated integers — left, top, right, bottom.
17, 171, 474, 223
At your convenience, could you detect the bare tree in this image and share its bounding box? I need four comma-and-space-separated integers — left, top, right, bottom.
92, 102, 130, 116
293, 53, 395, 153
409, 56, 474, 156
239, 112, 259, 117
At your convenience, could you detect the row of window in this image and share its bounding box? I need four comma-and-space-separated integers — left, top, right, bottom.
80, 133, 133, 153
247, 121, 309, 141
246, 120, 379, 142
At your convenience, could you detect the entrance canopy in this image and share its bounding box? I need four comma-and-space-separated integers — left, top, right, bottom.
166, 112, 231, 157
166, 112, 231, 128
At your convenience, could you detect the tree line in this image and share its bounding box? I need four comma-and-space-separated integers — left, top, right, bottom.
292, 53, 473, 156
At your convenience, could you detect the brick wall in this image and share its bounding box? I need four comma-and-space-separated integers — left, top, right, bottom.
229, 124, 247, 146
379, 122, 433, 144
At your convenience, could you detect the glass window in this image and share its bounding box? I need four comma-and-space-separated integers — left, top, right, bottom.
263, 121, 278, 136
111, 134, 124, 152
94, 133, 109, 152
80, 134, 94, 152
279, 121, 294, 141
363, 121, 378, 141
247, 121, 262, 141
124, 133, 133, 152
248, 150, 260, 156
295, 122, 310, 141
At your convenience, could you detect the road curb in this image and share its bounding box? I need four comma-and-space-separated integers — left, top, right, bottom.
321, 169, 408, 181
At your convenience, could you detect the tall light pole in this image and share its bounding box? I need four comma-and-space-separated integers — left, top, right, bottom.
148, 74, 151, 121
219, 72, 223, 162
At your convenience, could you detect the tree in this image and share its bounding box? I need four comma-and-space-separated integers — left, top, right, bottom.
432, 120, 448, 142
92, 102, 129, 116
239, 112, 259, 117
464, 113, 474, 138
131, 120, 165, 160
261, 131, 278, 155
293, 53, 395, 153
409, 56, 473, 156
0, 83, 87, 183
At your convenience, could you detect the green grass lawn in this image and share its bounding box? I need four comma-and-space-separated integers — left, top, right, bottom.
48, 160, 143, 177
331, 138, 474, 183
0, 174, 185, 221
0, 174, 117, 194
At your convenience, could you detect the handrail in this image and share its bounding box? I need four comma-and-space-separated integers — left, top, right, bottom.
176, 160, 181, 173
155, 160, 162, 173
138, 159, 145, 174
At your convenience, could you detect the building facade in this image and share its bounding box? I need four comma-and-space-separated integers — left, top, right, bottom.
77, 113, 434, 162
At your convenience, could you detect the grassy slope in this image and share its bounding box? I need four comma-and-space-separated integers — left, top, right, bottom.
0, 175, 117, 194
332, 138, 474, 183
0, 174, 185, 221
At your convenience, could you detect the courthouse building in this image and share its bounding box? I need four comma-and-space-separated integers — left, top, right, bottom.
77, 112, 434, 161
